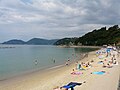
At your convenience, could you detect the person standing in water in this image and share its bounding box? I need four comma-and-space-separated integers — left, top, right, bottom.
35, 60, 38, 65
53, 59, 56, 63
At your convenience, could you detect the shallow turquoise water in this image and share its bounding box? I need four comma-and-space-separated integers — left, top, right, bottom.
0, 45, 97, 80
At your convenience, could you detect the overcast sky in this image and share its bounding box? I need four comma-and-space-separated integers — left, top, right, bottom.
0, 0, 120, 42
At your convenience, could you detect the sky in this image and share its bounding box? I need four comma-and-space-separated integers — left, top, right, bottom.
0, 0, 120, 42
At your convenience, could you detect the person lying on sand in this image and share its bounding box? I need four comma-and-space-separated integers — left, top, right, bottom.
102, 63, 107, 68
86, 62, 92, 68
102, 62, 113, 68
62, 82, 86, 90
107, 63, 113, 68
53, 82, 86, 90
91, 60, 94, 63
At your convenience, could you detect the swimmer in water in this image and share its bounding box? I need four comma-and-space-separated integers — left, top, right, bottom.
53, 59, 55, 63
35, 60, 38, 65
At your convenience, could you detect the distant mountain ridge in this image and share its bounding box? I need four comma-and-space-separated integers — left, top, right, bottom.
2, 25, 120, 46
2, 38, 58, 45
3, 39, 25, 44
26, 38, 58, 45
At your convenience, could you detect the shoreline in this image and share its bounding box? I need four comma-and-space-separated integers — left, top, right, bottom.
57, 45, 101, 48
0, 51, 89, 82
0, 49, 119, 90
0, 45, 91, 81
0, 51, 93, 89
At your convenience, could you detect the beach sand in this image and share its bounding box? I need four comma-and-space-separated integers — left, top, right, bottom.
0, 51, 120, 90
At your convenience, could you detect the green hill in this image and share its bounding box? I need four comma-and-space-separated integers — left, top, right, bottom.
54, 25, 120, 46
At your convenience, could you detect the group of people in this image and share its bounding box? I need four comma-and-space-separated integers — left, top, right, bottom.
75, 60, 93, 71
97, 45, 119, 68
53, 45, 119, 90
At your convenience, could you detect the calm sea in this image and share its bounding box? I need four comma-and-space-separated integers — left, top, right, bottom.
0, 45, 97, 80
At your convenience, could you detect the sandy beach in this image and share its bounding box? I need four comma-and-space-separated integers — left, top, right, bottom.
57, 45, 101, 49
0, 49, 120, 90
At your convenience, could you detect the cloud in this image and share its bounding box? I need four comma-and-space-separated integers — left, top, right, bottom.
0, 0, 120, 42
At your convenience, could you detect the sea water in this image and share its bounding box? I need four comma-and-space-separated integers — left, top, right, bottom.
0, 45, 97, 80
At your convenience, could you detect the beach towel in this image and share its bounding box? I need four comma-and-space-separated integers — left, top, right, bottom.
92, 71, 105, 75
81, 66, 87, 70
98, 55, 104, 59
71, 72, 83, 75
106, 48, 111, 53
62, 82, 82, 90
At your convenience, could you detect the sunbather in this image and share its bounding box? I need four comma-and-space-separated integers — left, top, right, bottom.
102, 63, 107, 68
107, 63, 113, 68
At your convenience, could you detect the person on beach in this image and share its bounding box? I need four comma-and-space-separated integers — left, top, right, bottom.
91, 60, 94, 63
102, 63, 107, 68
107, 63, 112, 68
113, 59, 118, 65
65, 58, 70, 66
71, 69, 83, 75
75, 61, 78, 69
65, 61, 68, 66
68, 58, 70, 62
71, 69, 76, 74
76, 62, 81, 70
86, 62, 92, 68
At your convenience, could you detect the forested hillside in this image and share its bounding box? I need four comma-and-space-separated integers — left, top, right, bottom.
54, 25, 120, 46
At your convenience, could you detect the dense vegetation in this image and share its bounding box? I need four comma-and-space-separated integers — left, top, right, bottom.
54, 25, 120, 46
54, 37, 78, 46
